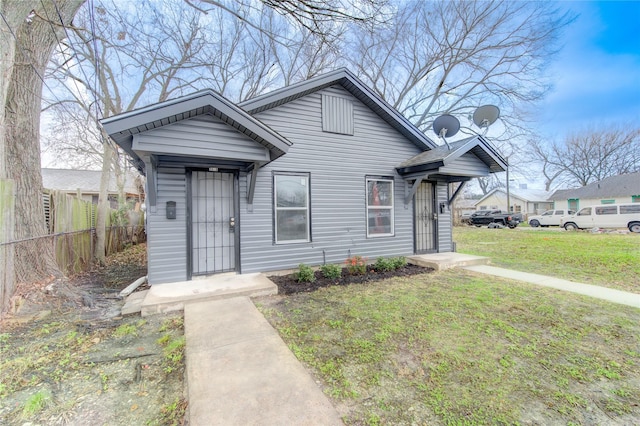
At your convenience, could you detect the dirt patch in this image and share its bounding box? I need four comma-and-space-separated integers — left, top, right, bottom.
0, 243, 186, 425
268, 264, 433, 294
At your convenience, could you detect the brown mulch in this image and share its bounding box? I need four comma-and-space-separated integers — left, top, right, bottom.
268, 264, 434, 295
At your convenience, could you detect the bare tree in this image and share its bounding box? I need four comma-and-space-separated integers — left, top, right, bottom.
44, 0, 344, 262
344, 0, 573, 195
193, 0, 387, 44
198, 3, 337, 102
531, 125, 640, 189
347, 1, 572, 134
2, 0, 84, 283
45, 0, 219, 263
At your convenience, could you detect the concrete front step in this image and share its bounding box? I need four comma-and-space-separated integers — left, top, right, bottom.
408, 252, 490, 271
122, 273, 277, 317
121, 290, 148, 316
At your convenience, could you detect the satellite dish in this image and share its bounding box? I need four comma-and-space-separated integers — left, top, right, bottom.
432, 114, 460, 138
473, 105, 500, 129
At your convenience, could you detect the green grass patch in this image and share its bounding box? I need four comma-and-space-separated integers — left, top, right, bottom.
260, 270, 640, 425
454, 227, 640, 292
21, 389, 52, 419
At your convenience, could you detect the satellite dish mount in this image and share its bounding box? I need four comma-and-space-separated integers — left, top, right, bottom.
472, 105, 500, 135
432, 114, 460, 150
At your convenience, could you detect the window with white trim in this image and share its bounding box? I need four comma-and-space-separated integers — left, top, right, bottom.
274, 173, 310, 244
366, 177, 394, 237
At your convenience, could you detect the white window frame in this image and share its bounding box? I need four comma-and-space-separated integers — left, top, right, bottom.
366, 177, 394, 238
274, 172, 310, 244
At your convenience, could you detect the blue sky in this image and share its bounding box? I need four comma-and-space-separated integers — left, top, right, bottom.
537, 1, 640, 139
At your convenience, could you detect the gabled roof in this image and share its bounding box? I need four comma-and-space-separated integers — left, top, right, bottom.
475, 187, 552, 206
549, 172, 640, 200
42, 168, 140, 194
395, 135, 507, 178
239, 68, 437, 151
100, 90, 293, 171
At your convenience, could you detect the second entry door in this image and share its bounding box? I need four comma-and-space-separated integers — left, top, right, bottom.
414, 182, 436, 253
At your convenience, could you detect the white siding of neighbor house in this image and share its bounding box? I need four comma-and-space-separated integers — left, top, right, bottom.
555, 197, 637, 210
146, 167, 188, 284
238, 86, 423, 273
134, 115, 270, 162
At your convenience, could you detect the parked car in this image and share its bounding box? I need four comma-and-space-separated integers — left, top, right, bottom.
560, 204, 640, 232
528, 209, 575, 227
470, 210, 521, 228
461, 210, 490, 224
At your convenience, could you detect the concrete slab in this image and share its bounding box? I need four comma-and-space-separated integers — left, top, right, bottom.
185, 297, 343, 426
140, 273, 277, 316
121, 290, 147, 316
408, 252, 490, 271
465, 265, 640, 309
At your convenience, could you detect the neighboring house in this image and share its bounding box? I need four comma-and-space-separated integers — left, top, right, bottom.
549, 172, 640, 211
101, 69, 507, 285
42, 168, 143, 208
452, 198, 478, 222
475, 188, 553, 217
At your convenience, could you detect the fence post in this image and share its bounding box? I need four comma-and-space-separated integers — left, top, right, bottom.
0, 179, 15, 314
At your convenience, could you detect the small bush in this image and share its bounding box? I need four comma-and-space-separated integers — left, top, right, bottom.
320, 264, 342, 280
296, 263, 316, 283
374, 257, 395, 272
391, 256, 407, 269
346, 255, 367, 275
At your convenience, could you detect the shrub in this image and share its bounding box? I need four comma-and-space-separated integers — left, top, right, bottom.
391, 256, 407, 269
374, 257, 394, 272
296, 263, 316, 283
345, 255, 367, 275
320, 264, 342, 280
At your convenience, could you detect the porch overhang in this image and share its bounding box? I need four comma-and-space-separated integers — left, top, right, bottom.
99, 90, 292, 176
397, 135, 506, 179
396, 135, 508, 206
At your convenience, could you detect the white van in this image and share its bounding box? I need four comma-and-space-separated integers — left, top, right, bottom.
560, 204, 640, 232
528, 209, 575, 227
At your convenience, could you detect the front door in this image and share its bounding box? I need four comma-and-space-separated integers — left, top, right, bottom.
414, 182, 436, 253
188, 170, 238, 277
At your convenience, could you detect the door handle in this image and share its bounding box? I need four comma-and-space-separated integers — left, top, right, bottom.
229, 217, 235, 232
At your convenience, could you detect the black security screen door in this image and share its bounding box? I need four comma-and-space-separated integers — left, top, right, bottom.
415, 182, 436, 253
189, 171, 237, 276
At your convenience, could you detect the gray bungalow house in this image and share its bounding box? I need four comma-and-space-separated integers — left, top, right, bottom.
101, 69, 506, 285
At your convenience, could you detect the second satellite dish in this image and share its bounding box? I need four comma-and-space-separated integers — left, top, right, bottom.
472, 105, 500, 128
432, 114, 460, 138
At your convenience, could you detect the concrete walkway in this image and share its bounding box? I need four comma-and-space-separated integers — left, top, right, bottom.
184, 297, 344, 426
464, 265, 640, 309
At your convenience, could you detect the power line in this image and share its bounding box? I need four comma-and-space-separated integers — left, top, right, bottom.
0, 4, 119, 157
50, 0, 104, 119
48, 0, 113, 154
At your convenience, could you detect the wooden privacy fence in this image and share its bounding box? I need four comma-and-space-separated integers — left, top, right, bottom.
1, 186, 145, 314
1, 179, 16, 315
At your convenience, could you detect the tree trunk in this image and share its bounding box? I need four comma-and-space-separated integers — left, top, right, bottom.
95, 138, 114, 265
1, 1, 34, 179
3, 0, 84, 282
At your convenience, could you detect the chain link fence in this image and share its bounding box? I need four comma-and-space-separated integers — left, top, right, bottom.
1, 225, 145, 313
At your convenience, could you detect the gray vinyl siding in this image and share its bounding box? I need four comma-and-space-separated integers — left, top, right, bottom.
146, 167, 188, 284
239, 86, 423, 273
134, 115, 270, 162
440, 153, 490, 176
436, 182, 453, 252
